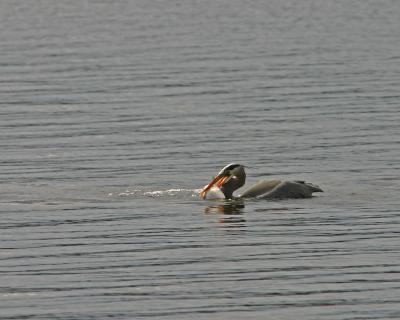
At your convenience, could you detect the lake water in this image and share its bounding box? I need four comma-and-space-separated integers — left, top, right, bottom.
1, 1, 399, 319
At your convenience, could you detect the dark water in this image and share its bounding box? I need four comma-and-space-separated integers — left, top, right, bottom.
1, 1, 400, 319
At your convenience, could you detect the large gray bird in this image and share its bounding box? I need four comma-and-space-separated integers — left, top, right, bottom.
200, 163, 323, 200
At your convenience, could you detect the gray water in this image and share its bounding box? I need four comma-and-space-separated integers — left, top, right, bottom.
1, 1, 400, 319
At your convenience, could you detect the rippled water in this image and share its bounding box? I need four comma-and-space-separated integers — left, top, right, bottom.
1, 1, 400, 319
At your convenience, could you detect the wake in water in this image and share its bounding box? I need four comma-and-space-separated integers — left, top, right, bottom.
109, 188, 201, 199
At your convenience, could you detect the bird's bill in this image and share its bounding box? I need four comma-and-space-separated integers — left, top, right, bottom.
199, 174, 228, 199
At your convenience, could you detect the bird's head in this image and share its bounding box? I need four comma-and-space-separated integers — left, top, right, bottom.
200, 163, 246, 199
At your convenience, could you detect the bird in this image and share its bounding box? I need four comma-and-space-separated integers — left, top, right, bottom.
200, 163, 323, 200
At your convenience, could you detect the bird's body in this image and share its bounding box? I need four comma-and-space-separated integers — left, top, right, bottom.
200, 163, 323, 200
240, 179, 323, 199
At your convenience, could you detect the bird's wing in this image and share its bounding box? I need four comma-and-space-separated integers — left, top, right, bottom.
259, 181, 321, 199
239, 180, 281, 198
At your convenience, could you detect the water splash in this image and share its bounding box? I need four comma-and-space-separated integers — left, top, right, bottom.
114, 188, 201, 198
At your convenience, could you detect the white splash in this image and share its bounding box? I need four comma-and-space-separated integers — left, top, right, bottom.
116, 188, 200, 198
117, 189, 143, 197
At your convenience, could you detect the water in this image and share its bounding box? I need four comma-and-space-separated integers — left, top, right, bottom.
1, 1, 400, 319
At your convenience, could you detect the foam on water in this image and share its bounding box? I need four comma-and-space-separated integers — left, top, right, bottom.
112, 188, 201, 198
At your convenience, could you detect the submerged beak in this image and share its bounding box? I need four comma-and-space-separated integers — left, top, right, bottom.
199, 174, 228, 199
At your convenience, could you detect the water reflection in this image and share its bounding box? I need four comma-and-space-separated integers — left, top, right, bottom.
203, 199, 246, 224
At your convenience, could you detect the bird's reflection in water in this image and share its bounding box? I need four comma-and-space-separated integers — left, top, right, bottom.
203, 199, 246, 225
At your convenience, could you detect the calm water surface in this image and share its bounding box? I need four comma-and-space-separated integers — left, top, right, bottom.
1, 1, 400, 319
